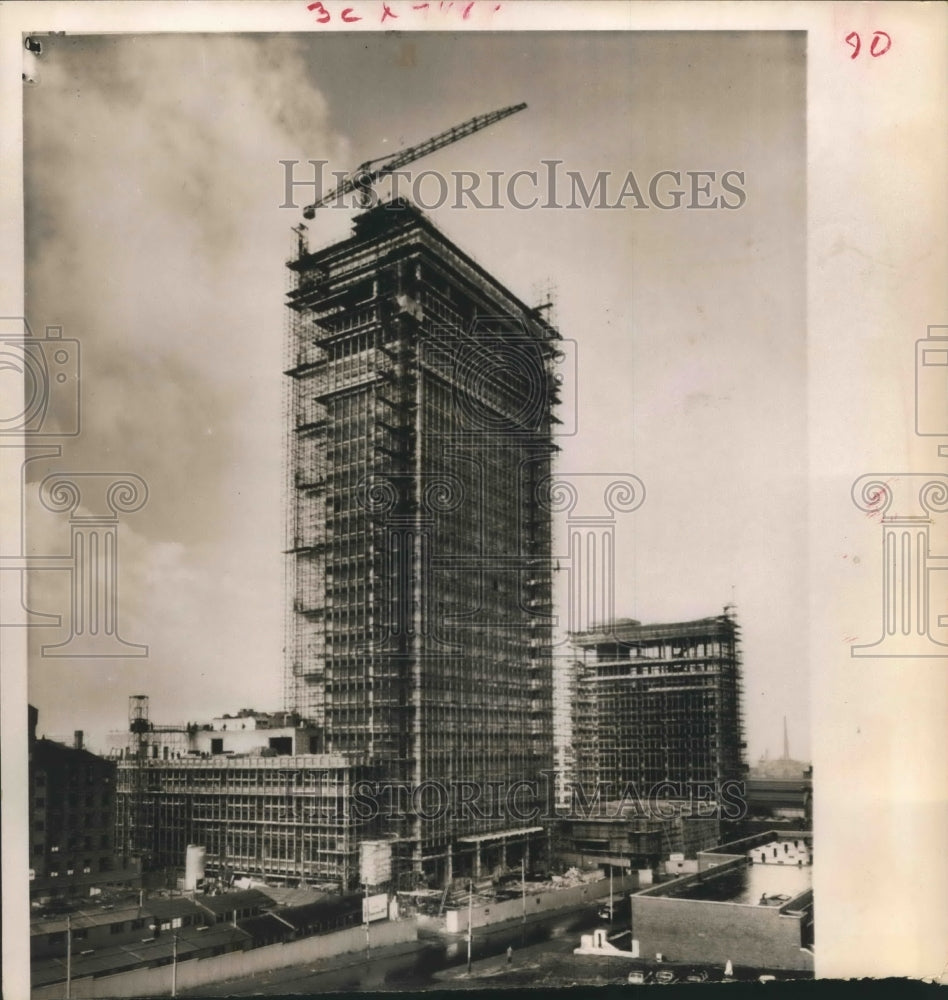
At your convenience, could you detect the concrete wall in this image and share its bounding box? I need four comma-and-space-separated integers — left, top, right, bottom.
630, 894, 812, 972
31, 918, 416, 999
445, 875, 638, 934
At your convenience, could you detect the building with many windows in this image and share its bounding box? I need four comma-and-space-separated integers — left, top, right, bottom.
284, 199, 560, 884
568, 613, 747, 798
110, 704, 377, 891
29, 705, 139, 901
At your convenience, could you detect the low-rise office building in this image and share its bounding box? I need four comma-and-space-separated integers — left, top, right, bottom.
629, 830, 814, 973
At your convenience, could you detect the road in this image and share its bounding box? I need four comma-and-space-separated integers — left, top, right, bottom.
181, 903, 606, 995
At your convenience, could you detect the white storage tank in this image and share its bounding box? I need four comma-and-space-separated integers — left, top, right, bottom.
184, 844, 206, 891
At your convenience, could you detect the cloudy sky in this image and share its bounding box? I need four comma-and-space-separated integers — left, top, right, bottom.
24, 31, 807, 761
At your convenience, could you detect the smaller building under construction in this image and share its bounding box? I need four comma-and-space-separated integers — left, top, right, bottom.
111, 697, 378, 891
568, 612, 747, 799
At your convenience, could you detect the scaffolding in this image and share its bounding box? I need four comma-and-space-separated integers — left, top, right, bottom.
115, 754, 374, 891
283, 200, 560, 884
569, 612, 747, 796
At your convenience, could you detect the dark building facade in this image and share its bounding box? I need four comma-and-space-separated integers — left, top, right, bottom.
569, 614, 747, 799
284, 200, 559, 883
29, 706, 138, 900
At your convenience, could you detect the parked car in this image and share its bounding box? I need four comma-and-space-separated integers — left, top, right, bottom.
685, 971, 709, 983
626, 970, 646, 985
597, 896, 630, 921
654, 969, 677, 985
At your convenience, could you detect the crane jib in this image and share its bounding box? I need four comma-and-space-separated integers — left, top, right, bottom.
302, 102, 527, 219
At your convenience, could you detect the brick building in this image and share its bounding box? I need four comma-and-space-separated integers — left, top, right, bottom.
29, 705, 139, 901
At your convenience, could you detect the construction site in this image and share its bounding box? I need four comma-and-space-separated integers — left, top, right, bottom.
282, 105, 562, 888
111, 696, 378, 890
108, 106, 746, 905
567, 613, 748, 796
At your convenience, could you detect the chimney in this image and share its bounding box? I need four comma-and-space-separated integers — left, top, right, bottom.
73, 730, 84, 750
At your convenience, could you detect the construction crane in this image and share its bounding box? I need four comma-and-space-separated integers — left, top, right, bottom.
125, 695, 150, 866
302, 102, 527, 219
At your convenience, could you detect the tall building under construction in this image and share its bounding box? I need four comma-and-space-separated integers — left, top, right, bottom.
568, 613, 747, 797
284, 200, 560, 884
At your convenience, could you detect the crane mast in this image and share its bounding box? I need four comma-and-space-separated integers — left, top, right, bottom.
302, 102, 526, 219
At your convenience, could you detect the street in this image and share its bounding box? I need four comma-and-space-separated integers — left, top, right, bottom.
181, 902, 605, 995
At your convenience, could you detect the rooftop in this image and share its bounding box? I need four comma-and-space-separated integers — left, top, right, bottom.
667, 861, 811, 905
570, 614, 738, 648
194, 888, 273, 915
31, 924, 250, 987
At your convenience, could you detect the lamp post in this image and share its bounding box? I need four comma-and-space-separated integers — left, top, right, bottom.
65, 914, 72, 1000
171, 930, 178, 998
364, 882, 371, 964
466, 880, 474, 974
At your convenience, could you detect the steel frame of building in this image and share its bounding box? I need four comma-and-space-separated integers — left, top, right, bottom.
284, 200, 559, 884
569, 613, 747, 796
115, 755, 372, 890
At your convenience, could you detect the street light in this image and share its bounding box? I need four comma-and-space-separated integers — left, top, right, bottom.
171, 930, 178, 998
466, 880, 474, 974
65, 914, 72, 1000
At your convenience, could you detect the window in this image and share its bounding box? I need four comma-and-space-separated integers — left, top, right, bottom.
110, 922, 125, 935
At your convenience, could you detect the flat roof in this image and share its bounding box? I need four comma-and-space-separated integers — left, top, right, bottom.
194, 889, 273, 914
31, 904, 143, 936
31, 924, 250, 986
457, 826, 544, 844
669, 862, 811, 905
297, 200, 557, 339
570, 615, 736, 647
123, 752, 362, 769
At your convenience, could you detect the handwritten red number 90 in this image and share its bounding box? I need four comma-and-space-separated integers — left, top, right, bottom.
845, 31, 892, 59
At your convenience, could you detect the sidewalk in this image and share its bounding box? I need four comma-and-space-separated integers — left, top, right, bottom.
432, 935, 577, 988
179, 935, 425, 996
